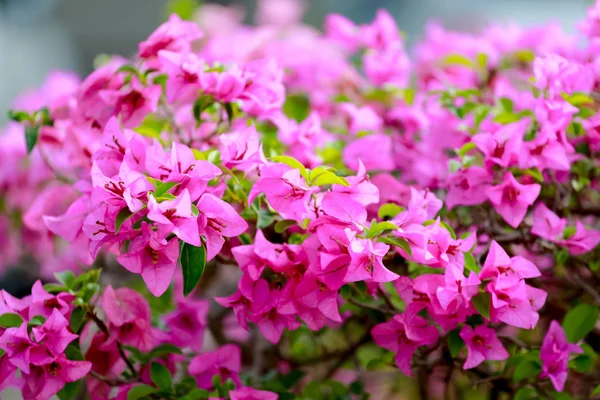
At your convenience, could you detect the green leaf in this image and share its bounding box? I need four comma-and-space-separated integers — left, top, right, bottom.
150, 362, 173, 390
270, 155, 309, 181
25, 126, 39, 154
64, 343, 85, 361
378, 203, 404, 220
148, 344, 183, 359
440, 221, 456, 240
555, 248, 569, 266
117, 64, 138, 75
521, 167, 544, 183
127, 384, 160, 400
449, 159, 462, 173
28, 315, 46, 327
115, 207, 134, 233
442, 54, 474, 68
593, 384, 600, 395
513, 359, 542, 382
70, 307, 86, 333
179, 242, 207, 297
476, 53, 488, 70
562, 226, 576, 240
378, 237, 412, 257
563, 303, 599, 342
499, 98, 514, 113
457, 142, 476, 159
0, 313, 24, 328
283, 94, 310, 122
368, 221, 400, 238
165, 0, 200, 20
310, 170, 349, 187
186, 388, 212, 400
257, 209, 275, 229
154, 182, 180, 198
8, 110, 32, 123
472, 292, 491, 320
44, 283, 69, 293
514, 387, 538, 400
193, 95, 215, 121
72, 269, 101, 289
463, 252, 481, 273
57, 380, 83, 400
274, 219, 297, 233
54, 271, 76, 288
448, 329, 464, 358
563, 93, 594, 107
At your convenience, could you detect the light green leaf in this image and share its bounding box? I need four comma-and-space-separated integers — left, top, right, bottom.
378, 237, 412, 257
270, 155, 309, 181
310, 170, 349, 187
154, 182, 180, 198
0, 313, 24, 328
378, 203, 404, 220
274, 220, 297, 233
442, 54, 474, 68
463, 252, 481, 273
54, 271, 76, 288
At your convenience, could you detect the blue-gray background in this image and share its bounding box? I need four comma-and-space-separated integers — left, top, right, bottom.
0, 0, 591, 119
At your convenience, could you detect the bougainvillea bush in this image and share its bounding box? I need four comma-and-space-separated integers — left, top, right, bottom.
3, 0, 600, 399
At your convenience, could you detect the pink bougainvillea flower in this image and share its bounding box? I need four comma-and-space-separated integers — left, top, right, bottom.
188, 344, 241, 389
0, 322, 34, 373
21, 354, 91, 400
32, 309, 78, 358
196, 192, 248, 261
486, 172, 540, 228
147, 188, 200, 247
372, 307, 438, 376
459, 325, 509, 369
117, 222, 180, 297
230, 387, 279, 400
539, 321, 583, 392
100, 286, 154, 351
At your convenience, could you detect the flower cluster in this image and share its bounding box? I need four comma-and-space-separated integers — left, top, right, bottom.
0, 0, 600, 398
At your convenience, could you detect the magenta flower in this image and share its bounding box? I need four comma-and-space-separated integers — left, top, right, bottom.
249, 163, 318, 222
445, 166, 492, 210
188, 344, 241, 389
343, 134, 395, 172
99, 76, 161, 128
197, 193, 248, 261
100, 286, 155, 351
229, 387, 279, 400
138, 13, 203, 59
21, 354, 91, 400
32, 309, 78, 359
372, 307, 439, 376
459, 325, 509, 369
163, 297, 210, 352
540, 321, 583, 392
0, 322, 34, 373
486, 172, 540, 228
148, 188, 201, 247
346, 238, 398, 283
116, 222, 180, 297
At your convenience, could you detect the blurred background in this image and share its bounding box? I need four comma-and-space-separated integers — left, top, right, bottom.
0, 0, 592, 124
0, 0, 593, 398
